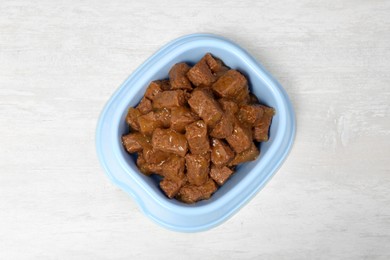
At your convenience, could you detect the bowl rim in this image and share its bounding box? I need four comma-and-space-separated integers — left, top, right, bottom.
96, 33, 296, 232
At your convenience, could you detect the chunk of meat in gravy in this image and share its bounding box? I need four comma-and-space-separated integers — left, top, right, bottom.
226, 120, 252, 153
142, 143, 171, 164
145, 81, 163, 100
154, 108, 171, 128
210, 112, 234, 139
185, 120, 210, 155
169, 63, 192, 90
229, 142, 260, 166
211, 139, 234, 167
160, 177, 186, 199
253, 105, 275, 142
188, 89, 223, 127
126, 108, 142, 131
186, 153, 210, 186
176, 178, 217, 204
136, 97, 152, 114
248, 93, 259, 104
218, 98, 239, 115
212, 70, 248, 99
153, 90, 186, 109
137, 111, 164, 136
136, 153, 164, 176
186, 55, 216, 87
122, 132, 150, 153
238, 105, 264, 126
162, 155, 185, 181
210, 165, 234, 186
152, 128, 188, 157
170, 107, 198, 133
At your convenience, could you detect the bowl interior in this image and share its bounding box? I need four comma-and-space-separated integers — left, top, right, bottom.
116, 45, 281, 207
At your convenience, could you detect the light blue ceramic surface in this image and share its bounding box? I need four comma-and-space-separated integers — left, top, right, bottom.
96, 34, 296, 232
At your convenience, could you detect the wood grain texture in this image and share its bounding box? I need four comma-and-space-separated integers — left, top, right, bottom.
1, 0, 389, 259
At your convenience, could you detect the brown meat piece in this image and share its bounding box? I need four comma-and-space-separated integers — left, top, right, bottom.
204, 53, 223, 73
210, 112, 234, 139
188, 89, 223, 127
176, 179, 217, 204
145, 81, 163, 100
136, 97, 152, 114
161, 155, 186, 182
137, 112, 163, 136
126, 108, 142, 131
186, 153, 210, 186
159, 79, 171, 91
229, 142, 260, 166
142, 143, 171, 164
185, 120, 210, 155
238, 105, 264, 126
160, 177, 186, 199
122, 133, 150, 153
154, 108, 171, 128
169, 63, 192, 90
212, 70, 248, 100
152, 90, 186, 109
211, 139, 234, 167
218, 98, 239, 114
152, 128, 188, 157
136, 153, 164, 176
210, 165, 234, 186
226, 120, 252, 153
253, 105, 275, 142
170, 107, 199, 133
186, 55, 217, 87
248, 93, 259, 104
235, 86, 250, 104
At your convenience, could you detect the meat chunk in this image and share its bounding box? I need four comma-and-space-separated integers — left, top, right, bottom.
212, 70, 248, 100
187, 54, 217, 87
126, 108, 142, 131
137, 112, 164, 136
176, 178, 217, 204
136, 153, 164, 176
238, 105, 264, 126
142, 144, 171, 164
162, 155, 186, 181
170, 107, 199, 133
145, 80, 171, 100
186, 153, 210, 186
188, 89, 223, 127
210, 112, 234, 139
154, 108, 171, 128
160, 177, 186, 199
153, 90, 186, 109
253, 105, 275, 142
185, 120, 210, 155
218, 98, 239, 114
248, 93, 259, 104
136, 97, 152, 114
226, 121, 252, 153
211, 139, 234, 167
229, 142, 260, 166
122, 132, 150, 153
204, 53, 223, 73
169, 63, 192, 90
210, 165, 234, 186
152, 128, 188, 157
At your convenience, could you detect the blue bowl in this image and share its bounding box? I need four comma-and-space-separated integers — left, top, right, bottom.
96, 34, 296, 232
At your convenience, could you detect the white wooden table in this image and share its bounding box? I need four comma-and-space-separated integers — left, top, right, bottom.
1, 0, 389, 259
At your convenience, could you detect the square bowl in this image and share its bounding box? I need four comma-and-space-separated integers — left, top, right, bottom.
96, 34, 296, 232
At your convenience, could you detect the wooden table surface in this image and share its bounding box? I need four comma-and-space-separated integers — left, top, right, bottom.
1, 0, 389, 259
